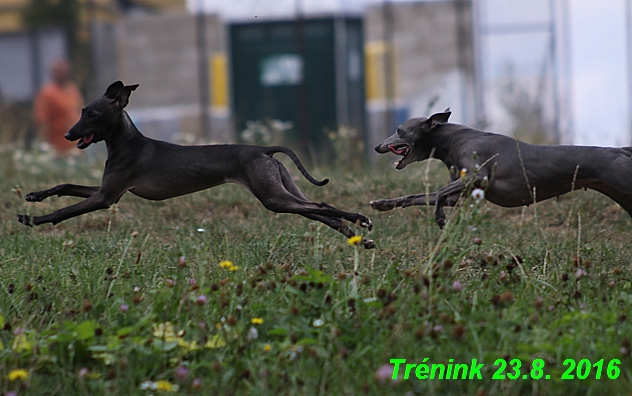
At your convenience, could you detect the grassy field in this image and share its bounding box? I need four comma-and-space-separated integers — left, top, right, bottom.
1, 145, 632, 395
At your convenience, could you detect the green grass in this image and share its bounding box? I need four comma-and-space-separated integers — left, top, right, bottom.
1, 146, 632, 395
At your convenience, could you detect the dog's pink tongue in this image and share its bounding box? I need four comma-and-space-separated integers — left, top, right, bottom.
388, 145, 406, 155
82, 134, 94, 144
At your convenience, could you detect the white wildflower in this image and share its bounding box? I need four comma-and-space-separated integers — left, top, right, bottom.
471, 188, 485, 201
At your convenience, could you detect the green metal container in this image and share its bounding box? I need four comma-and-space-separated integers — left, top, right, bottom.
230, 17, 365, 159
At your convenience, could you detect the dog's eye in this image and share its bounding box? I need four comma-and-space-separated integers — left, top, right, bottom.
87, 111, 97, 118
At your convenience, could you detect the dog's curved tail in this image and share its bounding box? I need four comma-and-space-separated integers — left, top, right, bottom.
265, 146, 329, 186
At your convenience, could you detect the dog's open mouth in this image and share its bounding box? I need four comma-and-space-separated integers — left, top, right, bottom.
388, 144, 410, 169
77, 134, 94, 149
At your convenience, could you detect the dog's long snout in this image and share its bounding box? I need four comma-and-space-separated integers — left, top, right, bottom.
374, 143, 391, 154
65, 122, 80, 141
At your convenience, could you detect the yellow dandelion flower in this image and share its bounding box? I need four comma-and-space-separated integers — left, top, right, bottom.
229, 265, 240, 272
93, 352, 117, 366
219, 260, 233, 269
459, 168, 468, 178
263, 344, 272, 352
11, 333, 33, 353
251, 318, 264, 325
155, 379, 179, 392
177, 338, 199, 352
8, 368, 29, 381
347, 235, 363, 246
205, 334, 226, 349
152, 322, 178, 342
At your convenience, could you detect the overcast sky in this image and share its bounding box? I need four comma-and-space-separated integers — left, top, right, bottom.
482, 0, 629, 146
567, 0, 628, 146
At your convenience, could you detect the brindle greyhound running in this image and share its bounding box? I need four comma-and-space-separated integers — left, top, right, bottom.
370, 108, 632, 228
18, 81, 375, 248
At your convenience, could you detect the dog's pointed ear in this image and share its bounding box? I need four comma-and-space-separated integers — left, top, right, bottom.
430, 108, 451, 124
104, 81, 124, 99
425, 108, 452, 129
114, 84, 139, 109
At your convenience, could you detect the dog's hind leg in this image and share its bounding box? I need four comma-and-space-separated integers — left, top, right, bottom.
244, 160, 372, 229
274, 161, 375, 248
587, 183, 632, 217
299, 212, 375, 248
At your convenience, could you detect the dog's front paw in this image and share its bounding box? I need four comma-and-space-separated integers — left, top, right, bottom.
363, 239, 376, 249
435, 214, 447, 229
25, 191, 46, 202
356, 214, 372, 231
17, 214, 33, 226
369, 199, 395, 212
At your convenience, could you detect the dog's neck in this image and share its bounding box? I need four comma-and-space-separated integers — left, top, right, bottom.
425, 125, 462, 168
104, 112, 144, 153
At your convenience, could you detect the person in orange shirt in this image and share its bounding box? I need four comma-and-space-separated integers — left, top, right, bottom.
33, 59, 83, 156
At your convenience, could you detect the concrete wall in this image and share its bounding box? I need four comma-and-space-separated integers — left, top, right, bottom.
0, 28, 67, 101
91, 12, 231, 143
364, 0, 476, 157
